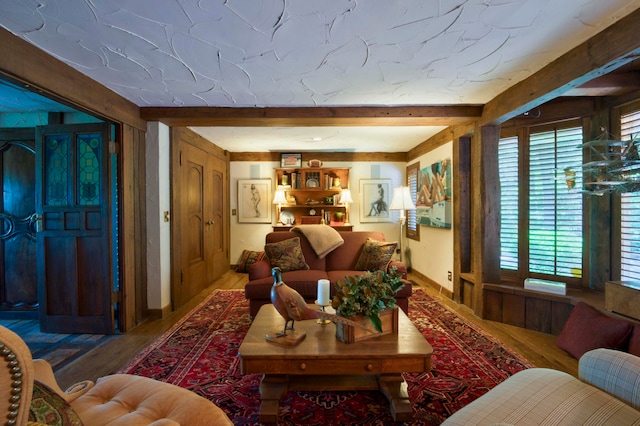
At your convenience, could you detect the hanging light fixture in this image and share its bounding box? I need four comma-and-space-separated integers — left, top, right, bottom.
577, 129, 640, 195
389, 186, 416, 262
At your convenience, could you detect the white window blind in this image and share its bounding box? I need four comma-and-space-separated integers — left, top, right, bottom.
529, 127, 583, 278
407, 168, 418, 233
498, 135, 519, 270
620, 109, 640, 281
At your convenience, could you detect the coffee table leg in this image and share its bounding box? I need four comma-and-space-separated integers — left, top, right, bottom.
378, 374, 412, 422
259, 374, 288, 423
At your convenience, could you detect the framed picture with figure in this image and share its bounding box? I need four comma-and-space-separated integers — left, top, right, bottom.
238, 179, 272, 223
359, 179, 392, 223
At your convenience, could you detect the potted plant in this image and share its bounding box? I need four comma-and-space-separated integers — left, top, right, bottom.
331, 267, 405, 343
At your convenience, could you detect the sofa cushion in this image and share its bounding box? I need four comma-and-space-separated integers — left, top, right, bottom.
266, 232, 326, 270
30, 380, 84, 426
244, 270, 330, 300
354, 238, 397, 272
629, 325, 640, 357
264, 237, 310, 272
442, 367, 640, 425
325, 231, 386, 271
236, 249, 265, 273
556, 302, 633, 359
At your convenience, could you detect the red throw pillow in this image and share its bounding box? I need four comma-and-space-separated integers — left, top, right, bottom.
556, 302, 633, 359
236, 249, 265, 273
628, 325, 640, 357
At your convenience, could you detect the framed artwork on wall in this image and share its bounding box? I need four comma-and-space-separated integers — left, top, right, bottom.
237, 179, 272, 223
416, 158, 452, 228
280, 153, 302, 168
359, 179, 392, 223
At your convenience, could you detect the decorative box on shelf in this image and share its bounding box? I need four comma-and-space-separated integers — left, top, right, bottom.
335, 308, 398, 343
523, 278, 566, 295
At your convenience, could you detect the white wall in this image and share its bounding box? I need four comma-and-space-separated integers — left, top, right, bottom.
145, 122, 172, 311
229, 160, 407, 264
406, 142, 455, 292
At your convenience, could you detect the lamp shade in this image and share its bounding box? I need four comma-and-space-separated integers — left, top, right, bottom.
389, 186, 416, 211
338, 188, 353, 204
272, 189, 287, 204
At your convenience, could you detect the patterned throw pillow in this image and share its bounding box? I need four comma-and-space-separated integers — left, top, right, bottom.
236, 249, 266, 273
355, 238, 397, 271
264, 237, 310, 272
29, 381, 84, 426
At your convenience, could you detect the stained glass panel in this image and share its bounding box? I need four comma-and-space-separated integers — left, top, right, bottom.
77, 133, 101, 205
44, 134, 69, 206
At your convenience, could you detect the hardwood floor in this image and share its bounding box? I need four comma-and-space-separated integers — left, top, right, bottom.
53, 270, 578, 389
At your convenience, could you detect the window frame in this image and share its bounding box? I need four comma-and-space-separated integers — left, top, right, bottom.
499, 119, 584, 287
406, 161, 420, 241
611, 100, 640, 281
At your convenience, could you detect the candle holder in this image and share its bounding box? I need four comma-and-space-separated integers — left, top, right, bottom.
315, 301, 332, 325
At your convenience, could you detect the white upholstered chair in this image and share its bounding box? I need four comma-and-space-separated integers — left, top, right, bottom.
0, 325, 233, 426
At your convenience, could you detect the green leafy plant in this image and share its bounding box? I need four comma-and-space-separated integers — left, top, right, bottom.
331, 267, 404, 333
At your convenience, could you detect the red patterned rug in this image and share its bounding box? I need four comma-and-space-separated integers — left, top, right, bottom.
119, 288, 532, 425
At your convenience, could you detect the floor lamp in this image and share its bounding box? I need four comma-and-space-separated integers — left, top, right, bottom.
272, 188, 287, 225
389, 186, 416, 263
338, 188, 354, 225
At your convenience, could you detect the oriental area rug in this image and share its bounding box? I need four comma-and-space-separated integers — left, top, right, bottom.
119, 288, 533, 425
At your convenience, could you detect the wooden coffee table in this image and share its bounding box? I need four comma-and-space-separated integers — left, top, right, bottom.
238, 304, 433, 423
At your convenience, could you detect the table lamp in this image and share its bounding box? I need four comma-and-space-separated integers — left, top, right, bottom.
272, 188, 288, 225
338, 188, 354, 225
389, 186, 416, 262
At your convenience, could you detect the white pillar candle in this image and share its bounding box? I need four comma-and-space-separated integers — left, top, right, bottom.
317, 279, 331, 306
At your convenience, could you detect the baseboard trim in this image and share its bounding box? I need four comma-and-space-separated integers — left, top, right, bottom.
410, 269, 454, 299
147, 304, 172, 320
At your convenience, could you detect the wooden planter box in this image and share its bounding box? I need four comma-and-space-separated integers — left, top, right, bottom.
335, 308, 399, 343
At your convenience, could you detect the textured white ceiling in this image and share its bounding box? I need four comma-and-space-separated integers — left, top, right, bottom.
1, 0, 638, 151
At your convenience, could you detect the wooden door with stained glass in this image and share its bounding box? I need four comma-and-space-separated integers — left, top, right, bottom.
35, 123, 115, 333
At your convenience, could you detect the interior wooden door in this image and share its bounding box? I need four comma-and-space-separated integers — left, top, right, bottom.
35, 123, 115, 333
173, 128, 228, 309
211, 157, 227, 279
0, 129, 37, 316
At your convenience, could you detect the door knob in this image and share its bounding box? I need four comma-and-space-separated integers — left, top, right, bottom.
206, 220, 214, 225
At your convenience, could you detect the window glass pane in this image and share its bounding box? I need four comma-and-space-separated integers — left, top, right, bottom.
529, 127, 583, 278
620, 109, 640, 281
77, 133, 102, 206
406, 162, 420, 240
499, 135, 518, 270
44, 134, 69, 206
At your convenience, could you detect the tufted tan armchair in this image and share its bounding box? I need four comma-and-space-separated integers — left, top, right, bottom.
0, 325, 233, 426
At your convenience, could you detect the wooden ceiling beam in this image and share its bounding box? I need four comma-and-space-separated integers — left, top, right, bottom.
140, 105, 483, 127
482, 7, 640, 126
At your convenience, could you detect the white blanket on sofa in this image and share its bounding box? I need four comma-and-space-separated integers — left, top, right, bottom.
291, 225, 344, 259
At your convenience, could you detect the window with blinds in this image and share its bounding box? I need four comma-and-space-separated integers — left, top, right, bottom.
529, 127, 583, 278
406, 162, 420, 240
620, 109, 640, 281
498, 135, 519, 270
499, 125, 583, 280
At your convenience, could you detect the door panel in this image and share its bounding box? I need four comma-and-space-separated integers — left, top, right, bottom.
212, 164, 226, 278
173, 128, 228, 310
0, 131, 37, 314
36, 123, 114, 333
179, 144, 209, 306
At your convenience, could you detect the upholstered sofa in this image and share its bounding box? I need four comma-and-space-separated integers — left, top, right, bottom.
443, 348, 640, 425
245, 228, 412, 317
0, 325, 233, 425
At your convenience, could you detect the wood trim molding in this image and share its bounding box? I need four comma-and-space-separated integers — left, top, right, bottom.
229, 151, 407, 162
140, 105, 483, 127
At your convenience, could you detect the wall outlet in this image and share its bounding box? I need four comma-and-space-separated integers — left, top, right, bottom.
447, 271, 452, 281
